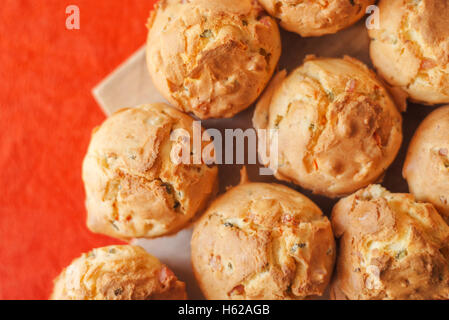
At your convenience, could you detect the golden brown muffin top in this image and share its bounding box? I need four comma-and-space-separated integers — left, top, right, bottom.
332, 185, 449, 300
191, 173, 335, 300
51, 245, 187, 300
368, 0, 449, 104
403, 105, 449, 221
258, 0, 374, 37
254, 56, 403, 197
82, 103, 218, 240
146, 0, 281, 119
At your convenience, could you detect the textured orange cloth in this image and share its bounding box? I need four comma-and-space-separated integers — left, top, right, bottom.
0, 0, 157, 299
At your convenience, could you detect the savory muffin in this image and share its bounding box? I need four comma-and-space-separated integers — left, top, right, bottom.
51, 245, 187, 300
146, 0, 281, 119
331, 184, 449, 300
253, 56, 403, 198
403, 105, 449, 222
258, 0, 374, 37
82, 103, 218, 240
368, 0, 449, 105
191, 170, 335, 300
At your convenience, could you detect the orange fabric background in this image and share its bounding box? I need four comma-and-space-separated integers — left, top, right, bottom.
0, 0, 157, 299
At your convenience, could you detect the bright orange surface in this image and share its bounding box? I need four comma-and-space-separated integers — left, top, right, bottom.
0, 0, 157, 299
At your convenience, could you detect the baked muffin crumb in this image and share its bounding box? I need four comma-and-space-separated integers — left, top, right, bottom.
82, 103, 218, 239
369, 0, 449, 105
191, 178, 335, 300
403, 105, 449, 222
258, 0, 374, 37
253, 56, 403, 197
146, 0, 281, 119
51, 245, 187, 300
331, 185, 449, 300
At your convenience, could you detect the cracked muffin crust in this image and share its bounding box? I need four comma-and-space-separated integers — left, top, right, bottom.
258, 0, 374, 37
146, 0, 281, 119
191, 171, 335, 300
369, 0, 449, 105
51, 245, 187, 300
253, 56, 403, 198
82, 103, 218, 240
331, 185, 449, 300
403, 105, 449, 222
